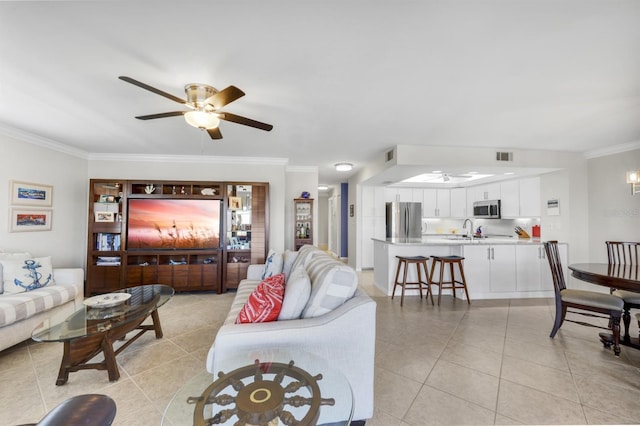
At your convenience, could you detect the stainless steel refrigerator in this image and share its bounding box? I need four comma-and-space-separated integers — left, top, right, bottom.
385, 202, 422, 238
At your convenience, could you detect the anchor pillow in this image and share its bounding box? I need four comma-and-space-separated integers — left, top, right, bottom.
1, 256, 56, 294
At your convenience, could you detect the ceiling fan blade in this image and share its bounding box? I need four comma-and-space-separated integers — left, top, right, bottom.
204, 86, 245, 109
119, 76, 187, 105
135, 111, 186, 120
219, 112, 273, 131
207, 127, 223, 139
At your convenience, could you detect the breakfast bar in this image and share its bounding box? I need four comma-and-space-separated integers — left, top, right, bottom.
373, 237, 563, 301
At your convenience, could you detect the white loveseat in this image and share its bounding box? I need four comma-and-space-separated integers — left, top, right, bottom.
206, 245, 376, 422
0, 253, 84, 352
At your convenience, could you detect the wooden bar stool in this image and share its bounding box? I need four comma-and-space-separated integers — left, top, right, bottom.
392, 256, 433, 307
429, 255, 471, 305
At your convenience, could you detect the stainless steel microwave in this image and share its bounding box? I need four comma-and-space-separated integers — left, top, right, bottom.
473, 200, 501, 219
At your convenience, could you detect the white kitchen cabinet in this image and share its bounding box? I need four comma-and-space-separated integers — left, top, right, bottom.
463, 244, 516, 296
373, 187, 386, 217
516, 243, 567, 292
516, 245, 544, 291
462, 245, 492, 297
450, 188, 467, 218
489, 245, 517, 292
500, 180, 520, 218
422, 188, 450, 217
519, 177, 541, 217
383, 188, 398, 203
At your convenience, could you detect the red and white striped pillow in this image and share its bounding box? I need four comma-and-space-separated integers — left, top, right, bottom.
236, 273, 285, 323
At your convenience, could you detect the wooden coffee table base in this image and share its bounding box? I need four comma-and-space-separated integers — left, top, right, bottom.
55, 310, 164, 385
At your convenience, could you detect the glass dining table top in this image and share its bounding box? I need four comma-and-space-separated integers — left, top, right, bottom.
32, 284, 174, 342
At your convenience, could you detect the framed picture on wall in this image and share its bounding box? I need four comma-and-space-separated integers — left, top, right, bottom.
10, 208, 53, 232
10, 180, 53, 207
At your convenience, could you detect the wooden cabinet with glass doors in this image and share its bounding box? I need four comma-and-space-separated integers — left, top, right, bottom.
223, 183, 269, 291
293, 198, 313, 250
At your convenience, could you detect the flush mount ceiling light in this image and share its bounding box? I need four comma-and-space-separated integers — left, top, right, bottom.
335, 163, 353, 172
184, 110, 220, 129
627, 170, 640, 195
318, 185, 329, 191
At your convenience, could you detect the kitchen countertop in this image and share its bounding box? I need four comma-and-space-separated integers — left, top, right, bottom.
372, 236, 543, 245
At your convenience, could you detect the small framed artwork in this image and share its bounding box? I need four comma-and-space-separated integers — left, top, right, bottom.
229, 196, 242, 210
10, 208, 52, 232
95, 211, 115, 222
10, 180, 53, 207
98, 194, 116, 203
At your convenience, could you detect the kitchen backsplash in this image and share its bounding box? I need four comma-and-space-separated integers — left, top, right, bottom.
422, 217, 541, 238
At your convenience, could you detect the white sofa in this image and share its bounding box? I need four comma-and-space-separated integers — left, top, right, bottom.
206, 246, 376, 422
0, 255, 84, 352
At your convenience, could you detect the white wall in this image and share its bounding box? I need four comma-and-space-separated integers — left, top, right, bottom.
587, 149, 640, 262
0, 137, 87, 268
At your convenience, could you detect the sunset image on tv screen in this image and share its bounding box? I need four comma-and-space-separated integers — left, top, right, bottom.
127, 199, 221, 250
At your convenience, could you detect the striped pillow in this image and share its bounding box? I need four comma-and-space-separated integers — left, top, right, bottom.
301, 257, 358, 318
236, 273, 285, 323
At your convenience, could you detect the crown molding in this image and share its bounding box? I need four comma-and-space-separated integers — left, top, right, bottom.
0, 122, 89, 158
584, 140, 640, 159
0, 122, 289, 165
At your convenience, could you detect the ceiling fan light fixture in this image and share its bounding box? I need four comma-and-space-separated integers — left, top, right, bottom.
335, 163, 353, 172
184, 110, 220, 129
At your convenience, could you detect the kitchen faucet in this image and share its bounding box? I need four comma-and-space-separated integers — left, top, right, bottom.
463, 218, 474, 238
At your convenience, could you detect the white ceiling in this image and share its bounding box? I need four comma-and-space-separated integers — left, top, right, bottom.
1, 1, 639, 186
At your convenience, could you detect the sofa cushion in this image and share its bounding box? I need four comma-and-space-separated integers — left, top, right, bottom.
288, 245, 324, 277
278, 265, 311, 320
261, 249, 283, 280
0, 252, 32, 294
1, 256, 56, 294
0, 281, 79, 327
282, 250, 298, 279
236, 273, 285, 323
301, 256, 358, 318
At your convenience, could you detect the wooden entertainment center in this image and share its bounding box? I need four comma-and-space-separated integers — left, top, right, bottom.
86, 179, 269, 295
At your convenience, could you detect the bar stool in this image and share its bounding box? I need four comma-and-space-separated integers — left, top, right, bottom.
392, 255, 433, 307
429, 255, 471, 305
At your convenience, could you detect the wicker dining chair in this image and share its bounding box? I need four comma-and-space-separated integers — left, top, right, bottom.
544, 241, 624, 355
608, 241, 640, 343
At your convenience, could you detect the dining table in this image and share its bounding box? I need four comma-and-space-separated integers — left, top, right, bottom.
569, 262, 640, 349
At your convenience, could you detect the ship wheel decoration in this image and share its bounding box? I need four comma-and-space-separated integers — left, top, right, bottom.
189, 359, 335, 426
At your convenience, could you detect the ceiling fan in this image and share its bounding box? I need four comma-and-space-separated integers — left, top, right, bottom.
119, 76, 273, 140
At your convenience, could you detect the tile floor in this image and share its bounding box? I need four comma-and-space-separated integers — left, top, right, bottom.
2, 271, 640, 425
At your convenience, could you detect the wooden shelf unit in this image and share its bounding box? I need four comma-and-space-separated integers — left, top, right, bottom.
86, 179, 268, 295
293, 198, 313, 251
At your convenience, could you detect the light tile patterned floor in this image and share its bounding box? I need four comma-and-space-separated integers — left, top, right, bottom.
1, 271, 640, 425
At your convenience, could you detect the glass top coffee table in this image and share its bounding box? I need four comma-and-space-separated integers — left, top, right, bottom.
162, 349, 353, 426
32, 284, 174, 385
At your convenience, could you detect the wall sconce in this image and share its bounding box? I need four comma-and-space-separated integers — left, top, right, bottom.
627, 171, 640, 195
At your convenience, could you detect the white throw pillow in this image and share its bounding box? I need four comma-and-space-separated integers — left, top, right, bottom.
278, 265, 311, 320
301, 257, 358, 318
1, 256, 55, 294
282, 250, 298, 279
0, 252, 32, 294
262, 249, 284, 279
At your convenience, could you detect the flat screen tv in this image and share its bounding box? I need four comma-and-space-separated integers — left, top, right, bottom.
126, 199, 221, 250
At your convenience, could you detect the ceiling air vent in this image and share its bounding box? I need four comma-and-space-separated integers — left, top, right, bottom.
496, 151, 513, 162
386, 149, 395, 162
